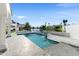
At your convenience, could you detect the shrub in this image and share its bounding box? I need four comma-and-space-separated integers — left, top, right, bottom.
54, 25, 62, 32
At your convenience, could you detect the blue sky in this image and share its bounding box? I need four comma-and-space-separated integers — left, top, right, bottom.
11, 3, 79, 27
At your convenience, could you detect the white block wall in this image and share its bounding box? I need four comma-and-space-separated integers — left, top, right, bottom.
66, 24, 79, 40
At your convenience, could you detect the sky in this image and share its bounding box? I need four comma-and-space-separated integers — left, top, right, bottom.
11, 3, 79, 27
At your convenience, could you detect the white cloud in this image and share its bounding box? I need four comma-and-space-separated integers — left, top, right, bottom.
56, 3, 79, 7
53, 10, 79, 24
17, 16, 27, 19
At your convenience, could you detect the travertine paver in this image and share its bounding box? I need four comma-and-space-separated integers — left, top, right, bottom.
48, 34, 79, 47
2, 35, 79, 56
44, 43, 79, 56
2, 35, 46, 56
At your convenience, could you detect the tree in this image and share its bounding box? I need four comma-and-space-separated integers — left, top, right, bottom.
32, 27, 35, 29
46, 26, 52, 32
24, 22, 31, 31
54, 25, 62, 32
40, 25, 46, 32
63, 19, 68, 32
63, 19, 68, 26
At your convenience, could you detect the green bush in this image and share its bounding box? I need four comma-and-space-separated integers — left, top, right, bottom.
46, 26, 52, 32
54, 25, 62, 32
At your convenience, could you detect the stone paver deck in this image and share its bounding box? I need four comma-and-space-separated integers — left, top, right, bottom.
2, 35, 46, 56
1, 34, 79, 56
48, 34, 79, 47
44, 43, 79, 56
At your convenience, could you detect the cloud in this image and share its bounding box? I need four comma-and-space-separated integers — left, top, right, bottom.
17, 16, 27, 19
56, 3, 79, 7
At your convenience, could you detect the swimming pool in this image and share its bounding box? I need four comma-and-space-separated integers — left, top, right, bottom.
24, 33, 58, 48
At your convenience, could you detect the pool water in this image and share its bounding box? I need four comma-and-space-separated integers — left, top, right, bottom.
24, 33, 58, 48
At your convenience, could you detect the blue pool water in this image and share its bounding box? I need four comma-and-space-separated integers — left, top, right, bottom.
24, 33, 58, 48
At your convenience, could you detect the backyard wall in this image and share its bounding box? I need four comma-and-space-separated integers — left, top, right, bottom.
50, 31, 70, 37
66, 24, 79, 40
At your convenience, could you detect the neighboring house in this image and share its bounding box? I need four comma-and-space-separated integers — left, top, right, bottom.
18, 24, 25, 31
11, 20, 19, 31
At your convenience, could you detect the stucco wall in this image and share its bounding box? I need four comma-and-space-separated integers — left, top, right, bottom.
0, 3, 7, 50
66, 24, 79, 40
0, 3, 11, 51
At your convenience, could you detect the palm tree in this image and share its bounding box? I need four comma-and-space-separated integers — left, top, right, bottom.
40, 25, 46, 32
24, 22, 31, 31
63, 19, 68, 32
